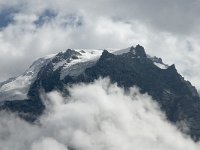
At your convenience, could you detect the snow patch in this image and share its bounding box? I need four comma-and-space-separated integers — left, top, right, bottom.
154, 62, 168, 69
0, 56, 53, 101
60, 49, 103, 78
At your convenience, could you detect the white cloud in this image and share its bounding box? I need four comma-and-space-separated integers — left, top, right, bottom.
31, 137, 68, 150
0, 78, 200, 150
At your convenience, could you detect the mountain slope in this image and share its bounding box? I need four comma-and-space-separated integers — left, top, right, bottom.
0, 55, 55, 101
0, 45, 200, 140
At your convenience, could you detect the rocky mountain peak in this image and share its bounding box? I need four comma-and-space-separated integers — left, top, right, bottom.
52, 49, 81, 64
99, 50, 115, 61
130, 44, 147, 57
1, 45, 200, 140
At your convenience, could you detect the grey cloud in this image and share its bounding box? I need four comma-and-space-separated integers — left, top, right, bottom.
2, 0, 200, 34
114, 0, 200, 34
34, 9, 57, 26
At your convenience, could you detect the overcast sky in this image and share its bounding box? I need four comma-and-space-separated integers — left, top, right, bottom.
0, 0, 200, 89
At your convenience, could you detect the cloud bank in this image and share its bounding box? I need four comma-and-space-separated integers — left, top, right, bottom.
0, 78, 200, 150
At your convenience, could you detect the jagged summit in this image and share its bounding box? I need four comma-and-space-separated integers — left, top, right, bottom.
53, 49, 81, 63
130, 44, 147, 57
0, 45, 200, 140
0, 46, 177, 103
99, 50, 115, 60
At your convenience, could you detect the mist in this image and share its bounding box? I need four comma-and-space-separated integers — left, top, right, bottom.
0, 78, 199, 150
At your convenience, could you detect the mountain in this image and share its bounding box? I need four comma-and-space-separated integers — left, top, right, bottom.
0, 45, 200, 140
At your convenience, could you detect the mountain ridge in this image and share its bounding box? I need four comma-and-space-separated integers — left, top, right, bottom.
0, 45, 200, 140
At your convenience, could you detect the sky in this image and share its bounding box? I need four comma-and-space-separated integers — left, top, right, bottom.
0, 0, 200, 90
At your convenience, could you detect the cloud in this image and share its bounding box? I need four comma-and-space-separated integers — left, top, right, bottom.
31, 137, 68, 150
1, 0, 200, 35
0, 0, 200, 92
0, 78, 200, 150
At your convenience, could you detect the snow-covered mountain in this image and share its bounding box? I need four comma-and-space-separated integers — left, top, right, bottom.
0, 46, 168, 102
0, 56, 54, 101
1, 45, 200, 140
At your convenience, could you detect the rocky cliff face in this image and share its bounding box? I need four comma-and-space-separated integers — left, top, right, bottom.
1, 45, 200, 140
